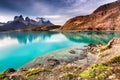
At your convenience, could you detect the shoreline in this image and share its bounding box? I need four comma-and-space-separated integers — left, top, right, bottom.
0, 38, 120, 80
1, 29, 120, 33
23, 45, 94, 68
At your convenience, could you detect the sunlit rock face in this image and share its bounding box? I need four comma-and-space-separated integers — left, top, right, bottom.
60, 1, 120, 31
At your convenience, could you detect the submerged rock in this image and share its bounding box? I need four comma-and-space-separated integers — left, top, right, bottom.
69, 50, 76, 54
5, 68, 16, 74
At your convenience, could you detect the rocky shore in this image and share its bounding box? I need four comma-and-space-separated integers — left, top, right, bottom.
0, 38, 120, 80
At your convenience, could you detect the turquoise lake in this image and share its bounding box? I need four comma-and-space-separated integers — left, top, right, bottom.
0, 31, 120, 72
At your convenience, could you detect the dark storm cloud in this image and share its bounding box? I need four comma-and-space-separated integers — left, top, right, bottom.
0, 0, 117, 24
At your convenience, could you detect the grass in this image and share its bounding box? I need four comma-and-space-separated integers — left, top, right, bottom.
0, 72, 6, 80
107, 56, 120, 64
99, 45, 111, 53
25, 68, 51, 78
98, 53, 109, 58
63, 73, 78, 77
79, 64, 110, 79
73, 66, 82, 73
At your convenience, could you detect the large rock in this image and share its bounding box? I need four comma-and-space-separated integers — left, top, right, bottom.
109, 38, 120, 46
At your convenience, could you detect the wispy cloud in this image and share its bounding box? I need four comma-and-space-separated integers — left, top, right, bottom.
0, 0, 117, 25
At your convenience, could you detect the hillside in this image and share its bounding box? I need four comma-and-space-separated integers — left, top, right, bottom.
60, 0, 120, 31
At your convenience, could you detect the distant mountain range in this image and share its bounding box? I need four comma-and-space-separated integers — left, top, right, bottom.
60, 0, 120, 31
0, 22, 5, 26
0, 15, 55, 31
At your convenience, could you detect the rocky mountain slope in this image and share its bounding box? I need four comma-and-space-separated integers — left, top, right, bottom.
60, 0, 120, 31
0, 15, 54, 31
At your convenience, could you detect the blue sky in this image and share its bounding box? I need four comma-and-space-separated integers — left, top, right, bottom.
0, 0, 117, 25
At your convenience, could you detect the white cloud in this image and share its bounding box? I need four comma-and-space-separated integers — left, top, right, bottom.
43, 15, 61, 19
0, 0, 117, 25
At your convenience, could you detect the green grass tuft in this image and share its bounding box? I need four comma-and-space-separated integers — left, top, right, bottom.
107, 56, 120, 64
99, 45, 110, 53
79, 64, 110, 79
25, 68, 51, 78
0, 72, 6, 80
63, 73, 78, 77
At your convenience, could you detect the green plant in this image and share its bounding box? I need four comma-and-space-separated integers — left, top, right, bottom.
107, 56, 120, 64
26, 68, 51, 78
96, 73, 105, 79
98, 53, 109, 58
74, 66, 82, 72
99, 45, 110, 53
63, 73, 78, 77
0, 72, 6, 80
79, 64, 110, 79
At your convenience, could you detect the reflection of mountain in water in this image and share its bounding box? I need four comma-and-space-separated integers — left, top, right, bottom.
1, 31, 120, 44
0, 31, 58, 44
62, 32, 120, 44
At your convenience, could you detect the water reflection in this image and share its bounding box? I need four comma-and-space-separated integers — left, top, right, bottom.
0, 31, 120, 46
0, 31, 58, 44
62, 32, 120, 44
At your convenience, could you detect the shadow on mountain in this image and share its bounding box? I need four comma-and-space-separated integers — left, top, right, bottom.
62, 32, 120, 44
0, 31, 59, 44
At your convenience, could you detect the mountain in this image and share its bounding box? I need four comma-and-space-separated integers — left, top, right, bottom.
60, 0, 120, 31
0, 22, 5, 26
0, 15, 54, 31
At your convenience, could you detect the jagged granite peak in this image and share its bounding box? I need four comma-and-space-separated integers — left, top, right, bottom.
14, 15, 24, 22
60, 1, 120, 31
0, 15, 54, 31
36, 17, 47, 22
25, 17, 31, 22
35, 17, 54, 26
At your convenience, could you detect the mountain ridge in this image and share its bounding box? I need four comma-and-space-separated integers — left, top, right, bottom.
60, 0, 120, 31
0, 15, 54, 31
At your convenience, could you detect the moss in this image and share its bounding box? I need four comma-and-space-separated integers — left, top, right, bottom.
55, 65, 77, 73
99, 45, 110, 53
107, 56, 120, 64
74, 66, 82, 72
96, 73, 105, 79
98, 53, 109, 58
0, 72, 6, 80
63, 73, 78, 77
79, 68, 95, 78
26, 68, 51, 78
79, 64, 110, 79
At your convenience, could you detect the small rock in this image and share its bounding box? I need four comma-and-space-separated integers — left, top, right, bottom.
47, 59, 60, 67
108, 74, 116, 79
5, 68, 16, 74
9, 75, 26, 80
69, 50, 76, 54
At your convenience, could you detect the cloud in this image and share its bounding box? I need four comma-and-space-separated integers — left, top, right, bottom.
0, 0, 117, 25
43, 15, 61, 19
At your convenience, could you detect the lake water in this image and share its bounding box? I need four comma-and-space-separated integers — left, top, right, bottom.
0, 31, 120, 72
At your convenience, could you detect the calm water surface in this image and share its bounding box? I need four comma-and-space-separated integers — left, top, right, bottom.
0, 31, 120, 72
